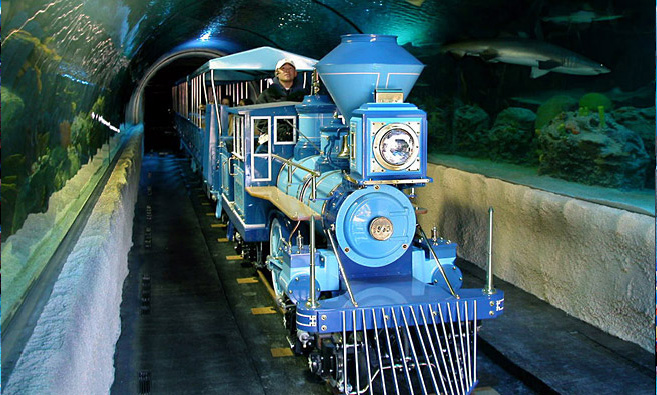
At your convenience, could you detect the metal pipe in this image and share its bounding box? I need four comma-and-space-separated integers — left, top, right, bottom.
310, 175, 317, 201
371, 308, 388, 394
342, 311, 348, 393
306, 217, 319, 308
271, 154, 320, 177
417, 224, 459, 299
353, 310, 360, 393
360, 309, 374, 395
326, 227, 358, 307
484, 207, 496, 295
210, 71, 224, 155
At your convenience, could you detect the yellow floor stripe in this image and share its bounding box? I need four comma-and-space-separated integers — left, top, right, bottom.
227, 255, 243, 261
210, 223, 227, 228
251, 306, 277, 315
256, 270, 285, 315
217, 237, 229, 243
201, 202, 210, 206
236, 277, 259, 284
270, 348, 294, 357
205, 213, 215, 216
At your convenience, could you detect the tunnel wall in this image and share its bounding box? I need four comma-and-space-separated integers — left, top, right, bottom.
416, 164, 655, 352
4, 127, 143, 394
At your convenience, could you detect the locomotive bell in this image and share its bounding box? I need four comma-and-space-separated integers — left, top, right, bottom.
337, 134, 350, 159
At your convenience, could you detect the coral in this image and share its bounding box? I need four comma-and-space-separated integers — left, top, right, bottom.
488, 107, 537, 164
452, 104, 490, 156
535, 95, 578, 129
538, 111, 649, 189
613, 106, 656, 188
598, 106, 606, 129
427, 107, 452, 152
612, 106, 656, 152
579, 92, 613, 112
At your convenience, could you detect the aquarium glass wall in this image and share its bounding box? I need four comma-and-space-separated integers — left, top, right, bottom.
1, 1, 133, 240
407, 1, 654, 208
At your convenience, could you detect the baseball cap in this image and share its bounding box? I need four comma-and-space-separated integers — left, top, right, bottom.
275, 58, 296, 70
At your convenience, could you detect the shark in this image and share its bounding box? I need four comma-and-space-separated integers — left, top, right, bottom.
441, 38, 610, 78
542, 10, 623, 25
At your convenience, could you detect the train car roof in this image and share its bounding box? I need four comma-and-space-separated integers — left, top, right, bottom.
227, 101, 301, 113
185, 46, 318, 83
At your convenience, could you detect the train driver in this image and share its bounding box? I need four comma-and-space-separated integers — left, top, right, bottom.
256, 58, 309, 103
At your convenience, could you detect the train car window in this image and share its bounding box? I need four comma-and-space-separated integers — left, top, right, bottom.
273, 116, 296, 145
232, 114, 245, 159
251, 116, 272, 182
253, 117, 270, 154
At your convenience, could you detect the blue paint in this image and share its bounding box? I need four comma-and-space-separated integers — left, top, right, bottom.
316, 34, 424, 118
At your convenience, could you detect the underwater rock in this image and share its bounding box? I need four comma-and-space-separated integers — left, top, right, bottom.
2, 86, 26, 124
488, 107, 537, 164
2, 87, 28, 156
535, 95, 578, 129
613, 106, 656, 188
538, 111, 649, 189
4, 154, 29, 180
453, 104, 490, 156
60, 120, 72, 148
612, 107, 656, 153
579, 92, 613, 112
1, 182, 20, 235
427, 107, 452, 151
71, 113, 95, 160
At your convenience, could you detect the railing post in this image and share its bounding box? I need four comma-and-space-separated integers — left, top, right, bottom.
306, 216, 319, 308
483, 207, 497, 295
310, 175, 317, 201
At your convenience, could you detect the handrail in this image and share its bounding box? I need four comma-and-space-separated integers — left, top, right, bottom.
306, 217, 319, 308
272, 153, 320, 201
326, 226, 358, 307
483, 207, 497, 295
271, 154, 320, 177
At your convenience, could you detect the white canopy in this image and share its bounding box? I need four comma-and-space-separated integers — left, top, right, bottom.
190, 46, 318, 82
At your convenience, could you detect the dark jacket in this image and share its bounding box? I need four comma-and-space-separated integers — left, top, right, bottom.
256, 77, 308, 104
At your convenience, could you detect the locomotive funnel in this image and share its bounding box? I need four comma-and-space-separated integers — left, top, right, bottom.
315, 34, 425, 119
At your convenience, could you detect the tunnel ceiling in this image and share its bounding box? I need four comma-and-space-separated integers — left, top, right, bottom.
5, 0, 653, 104
2, 0, 541, 97
125, 0, 461, 82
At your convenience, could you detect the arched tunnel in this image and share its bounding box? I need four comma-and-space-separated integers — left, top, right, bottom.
2, 1, 655, 394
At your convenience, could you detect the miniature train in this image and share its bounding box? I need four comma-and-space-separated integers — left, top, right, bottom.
172, 34, 504, 395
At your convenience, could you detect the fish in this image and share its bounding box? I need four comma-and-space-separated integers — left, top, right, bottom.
441, 38, 610, 78
542, 10, 623, 25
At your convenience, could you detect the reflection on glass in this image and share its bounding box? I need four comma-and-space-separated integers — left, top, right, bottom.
380, 128, 413, 167
275, 119, 295, 143
254, 119, 270, 154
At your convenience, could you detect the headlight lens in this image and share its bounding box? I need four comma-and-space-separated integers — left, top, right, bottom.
380, 128, 413, 167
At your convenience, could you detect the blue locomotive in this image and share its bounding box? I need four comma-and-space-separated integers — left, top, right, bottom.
173, 35, 504, 395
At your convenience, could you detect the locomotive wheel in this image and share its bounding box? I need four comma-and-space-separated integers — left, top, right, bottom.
269, 217, 288, 297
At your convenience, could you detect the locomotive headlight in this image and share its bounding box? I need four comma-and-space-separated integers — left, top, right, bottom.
373, 123, 420, 171
380, 129, 412, 166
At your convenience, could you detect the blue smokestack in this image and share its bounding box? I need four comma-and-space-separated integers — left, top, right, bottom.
315, 34, 425, 119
